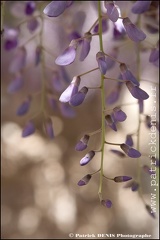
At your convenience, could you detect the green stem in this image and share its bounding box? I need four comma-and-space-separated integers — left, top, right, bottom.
105, 141, 121, 146
78, 67, 99, 77
98, 1, 106, 200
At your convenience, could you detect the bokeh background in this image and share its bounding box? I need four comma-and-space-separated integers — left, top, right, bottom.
1, 1, 159, 239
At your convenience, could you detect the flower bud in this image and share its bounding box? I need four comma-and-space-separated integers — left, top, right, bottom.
112, 107, 127, 122
69, 87, 88, 106
114, 176, 132, 182
101, 199, 112, 208
126, 81, 149, 100
16, 95, 31, 116
105, 114, 117, 131
104, 1, 119, 22
79, 32, 92, 61
75, 135, 90, 151
43, 1, 67, 17
125, 134, 133, 147
77, 174, 92, 186
22, 121, 35, 137
122, 17, 146, 42
96, 51, 107, 75
80, 151, 95, 166
120, 143, 141, 158
120, 63, 139, 86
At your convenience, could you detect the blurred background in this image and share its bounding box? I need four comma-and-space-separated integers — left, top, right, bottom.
1, 1, 159, 239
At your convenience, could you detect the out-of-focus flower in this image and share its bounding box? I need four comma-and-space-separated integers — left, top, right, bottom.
120, 143, 141, 158
125, 134, 133, 147
75, 135, 90, 151
7, 74, 24, 93
104, 1, 119, 22
43, 1, 68, 17
35, 45, 42, 66
93, 19, 108, 34
124, 180, 139, 191
142, 165, 152, 175
79, 32, 92, 61
25, 1, 36, 15
22, 121, 35, 137
9, 47, 27, 73
59, 102, 76, 118
77, 174, 92, 186
59, 76, 81, 103
80, 151, 95, 166
101, 199, 112, 208
16, 95, 31, 116
44, 118, 54, 139
4, 27, 19, 51
131, 1, 151, 14
27, 17, 39, 33
138, 99, 144, 113
122, 17, 146, 42
149, 41, 159, 63
120, 63, 139, 86
50, 70, 64, 92
126, 81, 149, 100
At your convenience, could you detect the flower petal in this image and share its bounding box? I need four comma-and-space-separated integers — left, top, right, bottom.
104, 2, 119, 22
43, 1, 67, 17
80, 151, 95, 166
55, 46, 77, 66
131, 1, 151, 14
126, 81, 149, 100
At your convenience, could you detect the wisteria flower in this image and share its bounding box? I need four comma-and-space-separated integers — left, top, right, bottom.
25, 1, 36, 15
55, 40, 78, 66
79, 32, 92, 61
7, 74, 24, 93
50, 70, 64, 92
43, 1, 67, 17
22, 121, 35, 137
59, 102, 76, 118
122, 17, 146, 42
105, 114, 117, 131
16, 95, 31, 116
114, 176, 132, 182
131, 1, 151, 14
80, 151, 95, 166
104, 1, 119, 22
59, 76, 81, 103
105, 47, 118, 71
120, 143, 141, 158
125, 134, 133, 147
93, 19, 108, 34
124, 180, 139, 192
149, 44, 159, 63
27, 17, 39, 33
106, 81, 122, 105
44, 118, 54, 139
120, 63, 139, 86
77, 174, 92, 186
101, 199, 112, 208
69, 87, 88, 107
126, 81, 149, 100
75, 134, 90, 151
9, 47, 27, 73
112, 107, 127, 122
4, 27, 19, 51
96, 51, 107, 75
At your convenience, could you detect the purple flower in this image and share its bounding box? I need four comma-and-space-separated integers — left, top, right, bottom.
35, 45, 41, 66
96, 51, 107, 75
9, 47, 27, 73
59, 76, 81, 103
101, 199, 112, 208
120, 144, 141, 158
55, 40, 78, 66
59, 102, 76, 118
122, 17, 146, 42
7, 74, 24, 93
4, 27, 19, 51
104, 1, 119, 22
124, 180, 139, 192
125, 134, 133, 147
105, 114, 117, 131
68, 31, 81, 43
113, 21, 126, 40
22, 121, 35, 137
44, 118, 54, 139
138, 99, 144, 113
149, 47, 159, 63
27, 17, 39, 33
77, 174, 92, 186
131, 1, 151, 14
112, 107, 127, 122
110, 149, 126, 158
16, 95, 31, 116
51, 70, 64, 92
114, 176, 132, 182
142, 165, 151, 175
43, 1, 67, 17
47, 94, 58, 111
105, 47, 118, 71
106, 81, 122, 105
126, 81, 149, 100
75, 135, 90, 151
25, 1, 36, 15
79, 32, 92, 61
69, 87, 88, 106
120, 63, 139, 86
145, 205, 156, 219
93, 19, 108, 34
80, 151, 95, 166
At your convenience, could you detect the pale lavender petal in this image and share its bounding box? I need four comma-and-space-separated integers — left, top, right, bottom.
55, 46, 76, 66
9, 47, 27, 73
69, 87, 88, 106
80, 151, 95, 166
79, 32, 92, 61
22, 121, 35, 137
113, 107, 127, 122
131, 1, 151, 14
68, 31, 81, 43
125, 134, 133, 147
104, 2, 119, 22
123, 17, 146, 42
126, 81, 149, 100
59, 102, 76, 118
77, 174, 92, 186
120, 63, 139, 86
59, 76, 81, 103
43, 1, 67, 17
